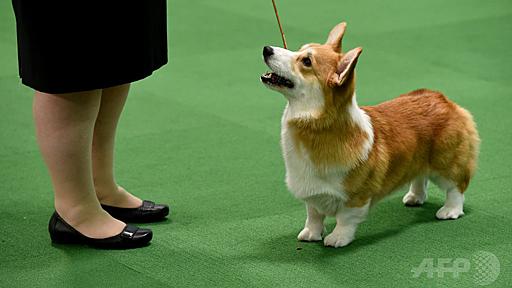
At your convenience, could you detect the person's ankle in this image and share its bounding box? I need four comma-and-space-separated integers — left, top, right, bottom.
54, 201, 103, 227
94, 181, 118, 201
96, 185, 143, 208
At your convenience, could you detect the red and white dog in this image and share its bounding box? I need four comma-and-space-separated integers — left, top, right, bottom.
261, 22, 480, 248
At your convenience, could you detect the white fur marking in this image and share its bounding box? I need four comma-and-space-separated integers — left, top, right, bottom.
348, 93, 374, 162
281, 119, 349, 200
286, 83, 325, 119
281, 93, 374, 201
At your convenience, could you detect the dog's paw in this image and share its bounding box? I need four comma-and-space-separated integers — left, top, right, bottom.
402, 191, 426, 206
297, 227, 323, 242
323, 231, 354, 248
436, 206, 464, 220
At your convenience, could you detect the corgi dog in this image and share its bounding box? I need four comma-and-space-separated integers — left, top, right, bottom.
260, 22, 480, 248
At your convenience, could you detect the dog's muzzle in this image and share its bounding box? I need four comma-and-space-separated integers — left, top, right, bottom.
261, 46, 294, 88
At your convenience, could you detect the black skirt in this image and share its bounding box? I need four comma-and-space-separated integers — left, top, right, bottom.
12, 1, 168, 94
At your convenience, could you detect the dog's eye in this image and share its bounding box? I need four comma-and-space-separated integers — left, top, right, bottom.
301, 57, 312, 67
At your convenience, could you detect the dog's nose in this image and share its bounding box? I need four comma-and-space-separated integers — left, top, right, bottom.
263, 46, 274, 60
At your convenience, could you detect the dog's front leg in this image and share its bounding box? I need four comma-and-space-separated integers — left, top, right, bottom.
297, 202, 325, 241
324, 201, 370, 248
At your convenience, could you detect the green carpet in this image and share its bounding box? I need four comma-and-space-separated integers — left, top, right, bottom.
1, 0, 511, 287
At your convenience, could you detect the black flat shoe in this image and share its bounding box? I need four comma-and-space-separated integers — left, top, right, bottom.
101, 200, 170, 223
48, 212, 152, 249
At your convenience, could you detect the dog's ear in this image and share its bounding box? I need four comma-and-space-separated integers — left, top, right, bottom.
330, 47, 362, 86
325, 22, 347, 53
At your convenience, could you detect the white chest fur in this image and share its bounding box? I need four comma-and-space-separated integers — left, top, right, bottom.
279, 95, 374, 203
280, 105, 349, 201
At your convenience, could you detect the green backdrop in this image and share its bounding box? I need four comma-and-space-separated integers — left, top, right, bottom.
1, 0, 511, 287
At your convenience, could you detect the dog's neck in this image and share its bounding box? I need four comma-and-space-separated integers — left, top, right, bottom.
284, 90, 374, 168
285, 82, 325, 120
286, 88, 368, 131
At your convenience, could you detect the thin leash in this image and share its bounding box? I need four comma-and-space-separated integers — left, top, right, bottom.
271, 0, 287, 49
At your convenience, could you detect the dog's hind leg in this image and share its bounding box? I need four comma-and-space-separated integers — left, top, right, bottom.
436, 188, 465, 220
431, 176, 465, 220
402, 176, 428, 206
297, 203, 325, 242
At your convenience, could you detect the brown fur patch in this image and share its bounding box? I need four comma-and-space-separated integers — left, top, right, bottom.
347, 90, 479, 207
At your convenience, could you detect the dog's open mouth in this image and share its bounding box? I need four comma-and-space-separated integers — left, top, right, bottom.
261, 72, 294, 88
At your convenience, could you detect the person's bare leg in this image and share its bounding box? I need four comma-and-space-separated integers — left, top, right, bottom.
92, 83, 142, 208
34, 90, 125, 238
